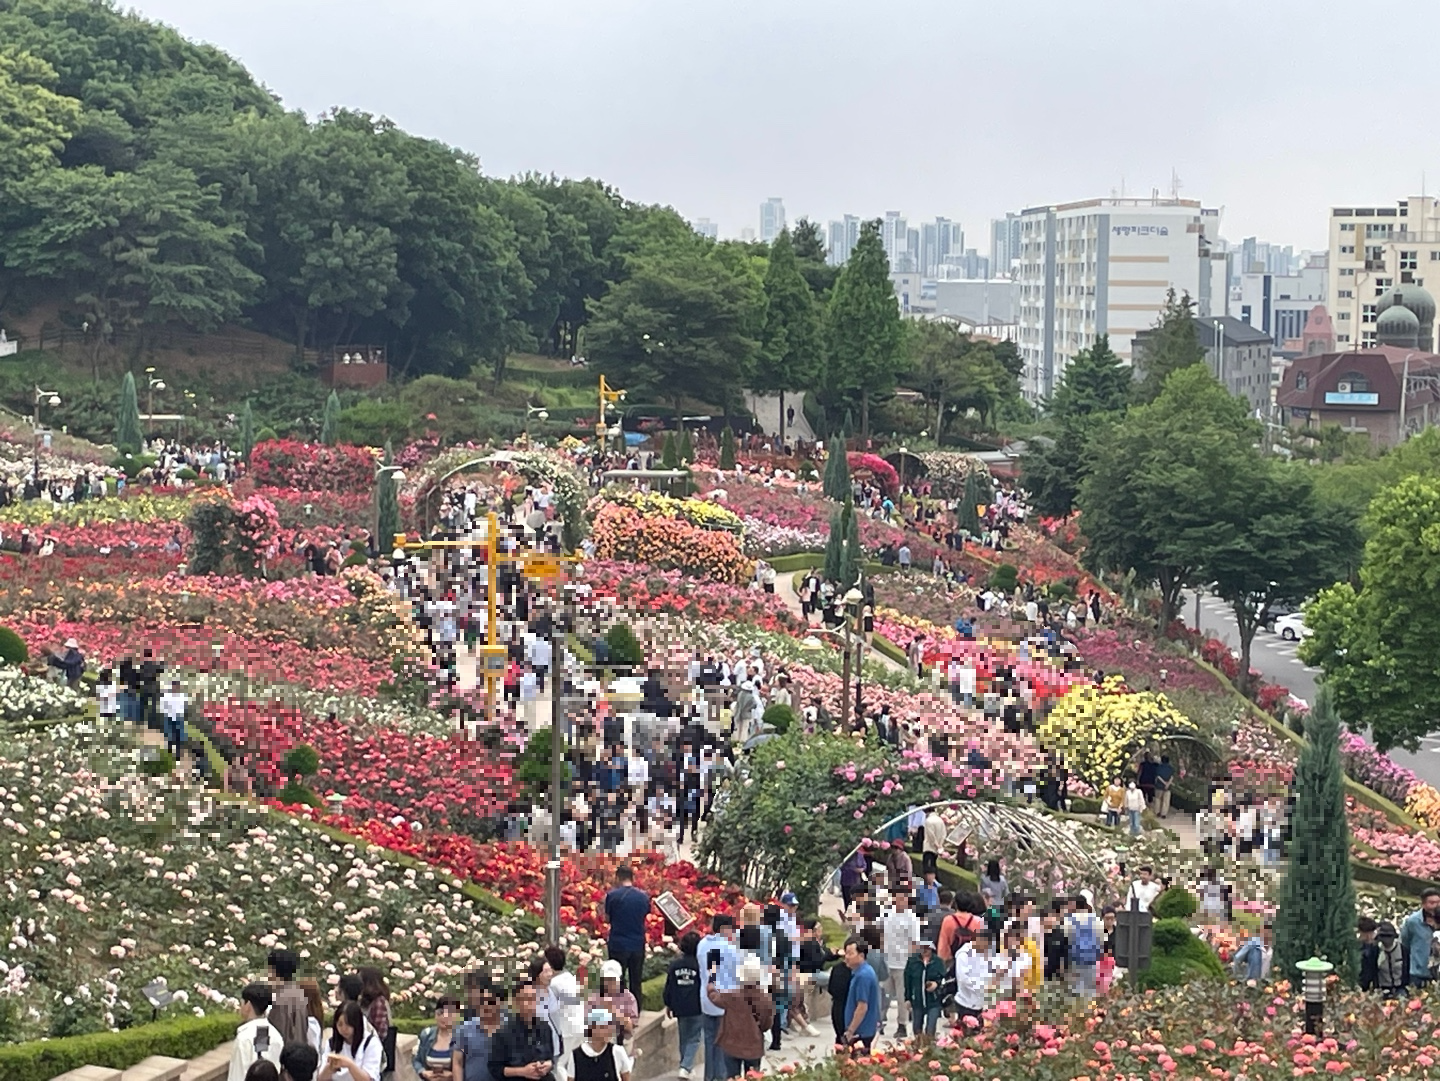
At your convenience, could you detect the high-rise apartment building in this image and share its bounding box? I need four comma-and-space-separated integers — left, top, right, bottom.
1234, 252, 1328, 351
920, 219, 965, 277
990, 214, 1021, 278
1016, 196, 1222, 402
827, 216, 861, 266
759, 198, 786, 243
1326, 195, 1440, 349
693, 218, 718, 240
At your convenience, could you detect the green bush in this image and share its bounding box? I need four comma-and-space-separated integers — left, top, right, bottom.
1152, 885, 1199, 920
0, 1012, 240, 1081
175, 466, 199, 481
140, 749, 175, 777
255, 426, 278, 443
1130, 917, 1225, 991
989, 563, 1019, 594
110, 453, 157, 478
277, 781, 322, 807
0, 626, 28, 666
762, 703, 797, 734
515, 727, 555, 799
1151, 918, 1192, 952
604, 623, 646, 667
283, 743, 320, 777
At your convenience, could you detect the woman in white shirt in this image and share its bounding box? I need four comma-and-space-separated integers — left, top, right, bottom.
96, 668, 120, 724
319, 1001, 382, 1081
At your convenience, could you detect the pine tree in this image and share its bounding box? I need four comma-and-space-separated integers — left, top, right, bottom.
661, 430, 679, 469
376, 441, 401, 552
1272, 685, 1358, 984
116, 372, 142, 453
1135, 290, 1209, 404
678, 426, 695, 464
825, 221, 905, 439
841, 495, 862, 586
719, 426, 737, 470
823, 436, 852, 502
822, 505, 844, 583
239, 400, 256, 463
757, 229, 823, 448
959, 471, 983, 537
320, 390, 341, 445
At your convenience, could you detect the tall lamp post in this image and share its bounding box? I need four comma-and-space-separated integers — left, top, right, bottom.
145, 367, 166, 431
800, 586, 865, 727
32, 386, 61, 477
545, 582, 578, 945
598, 374, 626, 450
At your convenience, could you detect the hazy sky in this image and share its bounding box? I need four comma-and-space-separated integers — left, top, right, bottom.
129, 0, 1440, 253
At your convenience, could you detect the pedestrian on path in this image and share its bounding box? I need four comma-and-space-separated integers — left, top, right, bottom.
663, 932, 703, 1079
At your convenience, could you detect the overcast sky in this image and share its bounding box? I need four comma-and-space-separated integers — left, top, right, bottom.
129, 0, 1440, 253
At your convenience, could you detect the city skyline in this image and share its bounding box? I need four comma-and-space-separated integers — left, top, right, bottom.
120, 0, 1440, 254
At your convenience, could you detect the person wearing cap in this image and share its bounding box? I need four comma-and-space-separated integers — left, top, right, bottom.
586, 961, 638, 1047
570, 1008, 632, 1081
49, 637, 85, 688
903, 940, 946, 1037
709, 957, 773, 1078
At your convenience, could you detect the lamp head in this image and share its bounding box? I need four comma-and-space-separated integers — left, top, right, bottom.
48, 395, 60, 407
391, 469, 405, 484
844, 587, 864, 605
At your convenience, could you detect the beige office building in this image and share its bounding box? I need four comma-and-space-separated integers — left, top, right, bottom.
1327, 195, 1440, 349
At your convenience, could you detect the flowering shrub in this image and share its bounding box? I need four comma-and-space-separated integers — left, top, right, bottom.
1037, 677, 1200, 791
1407, 783, 1440, 831
1339, 729, 1423, 806
590, 504, 752, 584
595, 488, 742, 530
0, 725, 555, 1042
1078, 629, 1228, 694
230, 494, 282, 577
579, 561, 804, 634
1354, 825, 1440, 879
0, 493, 194, 527
0, 668, 86, 721
740, 518, 826, 558
847, 452, 899, 496
248, 440, 377, 492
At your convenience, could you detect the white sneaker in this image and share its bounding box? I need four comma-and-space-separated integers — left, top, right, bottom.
678, 1069, 691, 1079
804, 1022, 818, 1037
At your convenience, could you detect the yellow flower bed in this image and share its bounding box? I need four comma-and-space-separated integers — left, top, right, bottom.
1037, 677, 1198, 790
0, 494, 193, 526
599, 488, 742, 530
1406, 783, 1440, 830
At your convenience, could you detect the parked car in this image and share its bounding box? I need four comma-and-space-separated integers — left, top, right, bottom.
1261, 600, 1303, 632
1275, 612, 1312, 641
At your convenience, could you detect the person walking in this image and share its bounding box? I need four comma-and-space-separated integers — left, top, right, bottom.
1124, 779, 1146, 837
839, 938, 881, 1054
881, 886, 919, 1037
1401, 888, 1440, 989
267, 949, 313, 1053
1102, 778, 1125, 829
452, 976, 506, 1081
949, 926, 993, 1031
922, 809, 946, 877
1063, 897, 1102, 998
571, 1009, 633, 1081
697, 915, 739, 1081
903, 941, 945, 1037
228, 983, 284, 1081
709, 958, 773, 1078
663, 931, 703, 1079
1124, 866, 1162, 914
603, 866, 652, 998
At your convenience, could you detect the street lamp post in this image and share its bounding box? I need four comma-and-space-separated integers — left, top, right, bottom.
545, 582, 578, 945
373, 464, 406, 544
598, 375, 626, 450
32, 386, 61, 431
800, 585, 865, 728
145, 367, 166, 431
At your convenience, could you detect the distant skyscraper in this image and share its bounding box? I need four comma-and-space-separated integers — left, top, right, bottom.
881, 212, 908, 268
693, 218, 718, 240
739, 227, 758, 243
759, 198, 786, 243
827, 216, 861, 266
990, 214, 1021, 277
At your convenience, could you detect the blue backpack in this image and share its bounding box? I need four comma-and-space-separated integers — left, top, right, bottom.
1069, 917, 1100, 967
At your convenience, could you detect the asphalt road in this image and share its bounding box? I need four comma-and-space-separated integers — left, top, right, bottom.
1182, 589, 1440, 793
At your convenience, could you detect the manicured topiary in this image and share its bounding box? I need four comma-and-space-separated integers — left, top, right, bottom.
762, 703, 797, 734
283, 743, 320, 778
1129, 917, 1225, 991
604, 623, 646, 668
1152, 885, 1198, 920
989, 563, 1019, 595
0, 626, 28, 666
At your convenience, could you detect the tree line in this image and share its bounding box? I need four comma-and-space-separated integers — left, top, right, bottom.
0, 0, 1023, 437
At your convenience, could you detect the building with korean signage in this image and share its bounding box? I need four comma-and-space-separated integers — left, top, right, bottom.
1015, 196, 1226, 402
1276, 346, 1440, 449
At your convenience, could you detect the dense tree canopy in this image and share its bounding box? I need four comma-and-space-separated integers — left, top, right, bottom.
1133, 289, 1208, 404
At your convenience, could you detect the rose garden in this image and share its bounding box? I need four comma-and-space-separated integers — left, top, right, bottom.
0, 419, 1433, 1081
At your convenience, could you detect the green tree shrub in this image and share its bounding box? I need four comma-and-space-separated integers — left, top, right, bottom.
0, 626, 28, 666
604, 623, 645, 667
762, 703, 797, 734
989, 564, 1019, 594
282, 743, 320, 778
1152, 885, 1198, 920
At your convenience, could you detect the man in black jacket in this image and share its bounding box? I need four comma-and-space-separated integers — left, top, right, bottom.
663, 931, 703, 1078
490, 979, 555, 1081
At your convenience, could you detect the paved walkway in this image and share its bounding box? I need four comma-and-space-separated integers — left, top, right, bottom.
744, 391, 816, 443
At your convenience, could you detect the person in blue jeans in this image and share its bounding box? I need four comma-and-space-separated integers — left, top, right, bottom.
697, 915, 739, 1081
840, 936, 881, 1054
663, 932, 703, 1079
603, 865, 652, 997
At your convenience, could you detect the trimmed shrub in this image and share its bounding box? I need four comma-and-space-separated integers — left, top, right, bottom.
1130, 917, 1225, 991
0, 626, 28, 666
139, 749, 175, 777
276, 781, 323, 807
604, 623, 646, 668
989, 563, 1019, 594
0, 1013, 240, 1081
1152, 885, 1198, 920
762, 703, 797, 734
283, 743, 320, 778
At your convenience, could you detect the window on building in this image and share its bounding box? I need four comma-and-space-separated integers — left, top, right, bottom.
1362, 333, 1377, 347
1366, 223, 1394, 237
1338, 289, 1353, 298
1340, 372, 1371, 393
1375, 278, 1392, 291
1338, 311, 1350, 320
1340, 245, 1355, 255
1341, 267, 1355, 277
1401, 251, 1418, 270
1366, 246, 1385, 263
1362, 304, 1377, 324
1296, 372, 1309, 390
1338, 333, 1351, 343
1340, 222, 1356, 232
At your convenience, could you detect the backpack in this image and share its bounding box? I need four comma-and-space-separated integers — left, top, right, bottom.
944, 912, 981, 961
1069, 916, 1100, 967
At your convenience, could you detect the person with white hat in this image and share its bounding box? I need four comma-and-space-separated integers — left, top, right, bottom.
570, 1008, 632, 1081
586, 961, 638, 1047
708, 957, 773, 1078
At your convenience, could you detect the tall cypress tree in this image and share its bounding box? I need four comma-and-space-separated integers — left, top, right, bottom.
841, 495, 862, 587
678, 426, 695, 464
824, 435, 851, 501
825, 220, 905, 439
719, 426, 737, 470
959, 471, 983, 537
116, 372, 142, 452
239, 400, 256, 463
376, 441, 401, 552
661, 430, 679, 469
1135, 290, 1209, 404
320, 390, 341, 445
822, 505, 845, 583
1273, 685, 1358, 984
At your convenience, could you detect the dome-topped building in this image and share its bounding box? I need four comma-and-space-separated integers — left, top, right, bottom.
1376, 303, 1420, 348
1376, 284, 1436, 351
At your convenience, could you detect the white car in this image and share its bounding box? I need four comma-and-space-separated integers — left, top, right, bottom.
1274, 612, 1312, 641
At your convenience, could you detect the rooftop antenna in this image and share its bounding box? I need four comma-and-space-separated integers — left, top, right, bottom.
1170, 168, 1183, 201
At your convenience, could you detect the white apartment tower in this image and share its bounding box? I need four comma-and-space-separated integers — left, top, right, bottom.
1327, 195, 1440, 349
826, 216, 861, 266
759, 198, 786, 243
1016, 196, 1223, 402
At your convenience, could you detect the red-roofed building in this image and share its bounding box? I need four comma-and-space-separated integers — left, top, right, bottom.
1276, 346, 1440, 449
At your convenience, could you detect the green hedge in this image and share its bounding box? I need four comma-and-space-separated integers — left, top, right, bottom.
868, 632, 909, 669
0, 1013, 239, 1081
